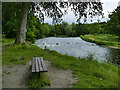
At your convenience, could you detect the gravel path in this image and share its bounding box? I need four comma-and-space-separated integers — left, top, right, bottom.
2, 60, 76, 88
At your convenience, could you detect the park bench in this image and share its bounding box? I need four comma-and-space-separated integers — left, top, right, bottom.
32, 57, 48, 76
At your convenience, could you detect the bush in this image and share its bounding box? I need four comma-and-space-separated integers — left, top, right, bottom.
26, 31, 36, 43
87, 53, 94, 60
2, 34, 6, 38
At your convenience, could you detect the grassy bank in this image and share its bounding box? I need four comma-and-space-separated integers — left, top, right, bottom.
80, 34, 120, 49
2, 38, 119, 88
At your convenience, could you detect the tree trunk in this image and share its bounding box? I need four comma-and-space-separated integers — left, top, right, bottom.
14, 2, 29, 44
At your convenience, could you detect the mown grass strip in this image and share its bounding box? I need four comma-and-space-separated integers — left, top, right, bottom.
80, 34, 120, 48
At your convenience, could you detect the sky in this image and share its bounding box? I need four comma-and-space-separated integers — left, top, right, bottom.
44, 0, 120, 24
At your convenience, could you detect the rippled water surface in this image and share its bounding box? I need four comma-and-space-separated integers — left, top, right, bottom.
34, 37, 120, 64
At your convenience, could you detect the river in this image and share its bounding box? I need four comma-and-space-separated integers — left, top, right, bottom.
34, 37, 120, 65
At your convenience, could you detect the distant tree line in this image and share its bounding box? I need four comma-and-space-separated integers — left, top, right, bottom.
2, 10, 106, 43
2, 2, 104, 44
2, 3, 120, 43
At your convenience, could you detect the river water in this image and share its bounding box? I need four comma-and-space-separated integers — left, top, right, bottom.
34, 37, 120, 64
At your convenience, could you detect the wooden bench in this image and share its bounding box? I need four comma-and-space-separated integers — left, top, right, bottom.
32, 57, 48, 76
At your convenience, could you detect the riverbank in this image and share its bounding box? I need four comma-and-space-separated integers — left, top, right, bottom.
80, 34, 120, 49
2, 38, 119, 88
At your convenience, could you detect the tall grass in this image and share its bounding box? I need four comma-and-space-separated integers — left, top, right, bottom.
26, 73, 50, 88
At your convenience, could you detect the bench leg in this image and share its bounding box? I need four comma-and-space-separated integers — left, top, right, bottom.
39, 72, 40, 78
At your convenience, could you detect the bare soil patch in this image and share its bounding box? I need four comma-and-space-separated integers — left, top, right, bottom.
45, 60, 76, 88
2, 60, 76, 88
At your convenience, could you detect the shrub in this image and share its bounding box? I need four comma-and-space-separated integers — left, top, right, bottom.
26, 31, 36, 43
2, 34, 6, 38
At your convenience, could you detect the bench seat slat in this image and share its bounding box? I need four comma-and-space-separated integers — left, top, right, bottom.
35, 57, 39, 72
40, 57, 48, 72
32, 57, 35, 72
37, 57, 43, 71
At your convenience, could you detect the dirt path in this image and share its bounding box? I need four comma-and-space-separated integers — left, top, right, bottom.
108, 46, 120, 49
2, 61, 31, 88
45, 61, 76, 88
2, 60, 76, 88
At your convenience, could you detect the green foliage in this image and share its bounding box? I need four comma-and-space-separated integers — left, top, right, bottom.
26, 31, 36, 43
53, 22, 105, 37
48, 25, 55, 36
2, 38, 14, 44
2, 34, 6, 38
105, 6, 120, 38
2, 2, 22, 38
6, 72, 11, 74
40, 24, 50, 37
86, 53, 94, 60
2, 2, 119, 44
87, 23, 104, 34
26, 13, 40, 43
64, 25, 72, 36
48, 22, 77, 37
26, 13, 51, 42
2, 2, 106, 41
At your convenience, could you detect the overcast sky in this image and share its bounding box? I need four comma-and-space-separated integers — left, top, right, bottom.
44, 0, 120, 24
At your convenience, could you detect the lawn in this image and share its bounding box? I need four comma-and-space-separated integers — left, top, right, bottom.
80, 34, 120, 48
2, 38, 119, 88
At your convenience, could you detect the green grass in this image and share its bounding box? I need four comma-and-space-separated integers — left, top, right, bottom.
6, 72, 11, 74
80, 34, 120, 48
56, 35, 68, 37
26, 65, 50, 88
2, 38, 119, 88
26, 73, 50, 88
2, 38, 15, 44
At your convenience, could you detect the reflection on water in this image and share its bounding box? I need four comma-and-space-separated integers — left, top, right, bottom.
34, 37, 120, 64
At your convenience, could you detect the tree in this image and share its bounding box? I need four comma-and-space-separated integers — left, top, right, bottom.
48, 25, 55, 36
2, 2, 21, 38
41, 24, 50, 37
13, 1, 103, 44
106, 6, 120, 38
14, 3, 29, 44
64, 25, 72, 36
26, 13, 41, 43
61, 21, 69, 35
